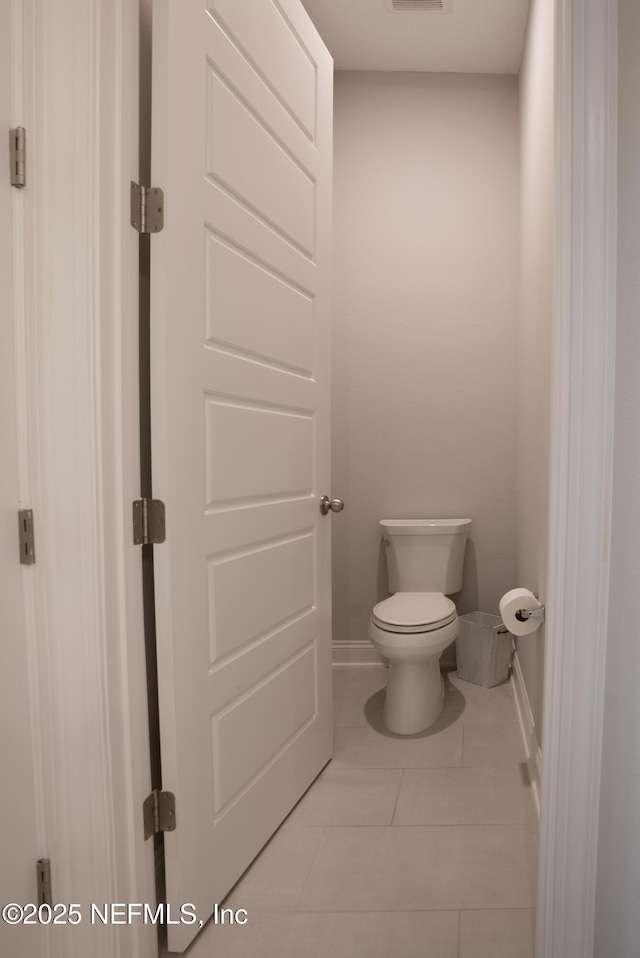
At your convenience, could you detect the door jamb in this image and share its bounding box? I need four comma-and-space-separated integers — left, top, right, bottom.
537, 1, 617, 955
12, 0, 157, 955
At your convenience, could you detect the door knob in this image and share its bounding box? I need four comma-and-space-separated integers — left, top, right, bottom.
319, 496, 345, 516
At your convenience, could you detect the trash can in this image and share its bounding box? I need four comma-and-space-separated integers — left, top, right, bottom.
455, 612, 513, 688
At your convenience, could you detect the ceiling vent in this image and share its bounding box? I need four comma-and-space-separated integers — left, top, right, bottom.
385, 0, 452, 12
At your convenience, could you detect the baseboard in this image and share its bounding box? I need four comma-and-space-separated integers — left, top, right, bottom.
511, 650, 542, 820
332, 639, 457, 669
332, 640, 387, 668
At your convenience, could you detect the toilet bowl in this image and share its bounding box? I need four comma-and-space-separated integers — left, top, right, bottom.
369, 519, 470, 735
369, 592, 459, 734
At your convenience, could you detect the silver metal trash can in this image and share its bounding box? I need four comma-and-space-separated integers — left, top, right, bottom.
455, 612, 513, 688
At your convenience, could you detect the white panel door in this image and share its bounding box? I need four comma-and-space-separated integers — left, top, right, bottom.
151, 1, 333, 950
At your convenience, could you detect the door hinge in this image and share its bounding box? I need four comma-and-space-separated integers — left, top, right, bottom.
36, 858, 52, 906
130, 181, 164, 233
18, 508, 36, 565
143, 789, 176, 840
10, 127, 26, 188
132, 499, 166, 545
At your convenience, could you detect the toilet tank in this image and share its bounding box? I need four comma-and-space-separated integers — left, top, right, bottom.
380, 518, 471, 594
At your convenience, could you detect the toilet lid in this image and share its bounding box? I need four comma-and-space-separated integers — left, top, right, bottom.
372, 592, 457, 633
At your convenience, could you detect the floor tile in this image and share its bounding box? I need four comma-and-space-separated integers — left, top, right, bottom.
196, 667, 538, 957
333, 724, 463, 769
393, 766, 537, 826
463, 722, 527, 767
188, 910, 459, 958
459, 908, 536, 958
333, 667, 388, 727
222, 826, 324, 913
442, 672, 519, 727
286, 767, 403, 827
357, 672, 520, 739
297, 824, 538, 912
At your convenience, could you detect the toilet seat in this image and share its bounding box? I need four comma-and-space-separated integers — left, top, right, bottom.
372, 592, 457, 633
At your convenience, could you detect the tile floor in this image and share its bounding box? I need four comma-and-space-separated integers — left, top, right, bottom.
187, 667, 538, 958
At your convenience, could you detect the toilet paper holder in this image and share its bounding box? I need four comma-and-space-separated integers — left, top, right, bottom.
500, 588, 545, 636
515, 605, 546, 623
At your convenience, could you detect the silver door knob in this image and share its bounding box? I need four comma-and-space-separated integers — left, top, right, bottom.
320, 496, 345, 516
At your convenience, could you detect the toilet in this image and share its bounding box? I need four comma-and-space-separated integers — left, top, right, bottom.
369, 518, 471, 735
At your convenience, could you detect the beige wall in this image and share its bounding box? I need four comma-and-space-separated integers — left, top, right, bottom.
332, 71, 519, 646
516, 0, 554, 737
595, 0, 640, 951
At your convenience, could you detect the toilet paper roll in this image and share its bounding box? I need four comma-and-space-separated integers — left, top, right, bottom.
499, 588, 542, 636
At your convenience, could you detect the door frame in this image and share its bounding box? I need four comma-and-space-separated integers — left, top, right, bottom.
537, 1, 617, 956
10, 0, 617, 956
9, 1, 156, 956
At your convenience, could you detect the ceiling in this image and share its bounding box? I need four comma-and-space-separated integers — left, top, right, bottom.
299, 0, 531, 75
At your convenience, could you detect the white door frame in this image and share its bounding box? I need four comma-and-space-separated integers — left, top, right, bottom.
10, 1, 155, 956
537, 1, 617, 956
10, 1, 617, 956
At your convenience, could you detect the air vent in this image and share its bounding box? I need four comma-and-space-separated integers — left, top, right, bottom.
386, 0, 452, 12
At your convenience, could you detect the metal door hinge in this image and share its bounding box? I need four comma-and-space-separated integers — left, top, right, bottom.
130, 181, 164, 233
132, 499, 166, 545
36, 858, 52, 906
10, 127, 26, 188
18, 509, 36, 565
143, 789, 176, 840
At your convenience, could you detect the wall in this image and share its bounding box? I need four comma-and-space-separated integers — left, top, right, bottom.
332, 71, 519, 649
515, 0, 554, 737
594, 1, 640, 952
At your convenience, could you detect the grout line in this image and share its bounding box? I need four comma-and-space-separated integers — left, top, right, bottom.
389, 768, 405, 826
289, 827, 327, 913
241, 906, 533, 915
458, 906, 536, 912
384, 820, 537, 827
457, 908, 461, 958
283, 821, 537, 829
328, 768, 462, 772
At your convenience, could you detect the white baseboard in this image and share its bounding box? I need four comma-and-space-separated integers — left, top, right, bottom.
332, 640, 457, 668
511, 650, 542, 820
332, 640, 387, 667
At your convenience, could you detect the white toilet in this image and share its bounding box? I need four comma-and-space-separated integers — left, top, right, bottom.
369, 518, 471, 735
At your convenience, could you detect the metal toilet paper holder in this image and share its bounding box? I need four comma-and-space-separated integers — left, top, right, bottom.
515, 605, 546, 624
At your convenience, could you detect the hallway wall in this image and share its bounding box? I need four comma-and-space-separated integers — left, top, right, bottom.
331, 71, 519, 647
